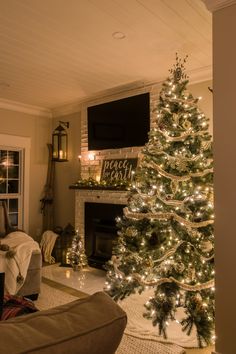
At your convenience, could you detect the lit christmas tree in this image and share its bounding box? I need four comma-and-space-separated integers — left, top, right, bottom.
68, 230, 87, 270
105, 55, 214, 347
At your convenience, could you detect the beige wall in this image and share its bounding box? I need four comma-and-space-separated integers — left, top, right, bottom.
213, 4, 236, 354
52, 111, 81, 229
0, 108, 51, 240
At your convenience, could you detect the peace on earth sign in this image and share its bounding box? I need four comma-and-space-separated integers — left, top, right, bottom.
100, 158, 138, 182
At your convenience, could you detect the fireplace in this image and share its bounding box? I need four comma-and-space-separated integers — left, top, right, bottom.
85, 202, 125, 269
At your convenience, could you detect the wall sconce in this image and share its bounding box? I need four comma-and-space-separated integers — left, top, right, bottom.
52, 121, 69, 162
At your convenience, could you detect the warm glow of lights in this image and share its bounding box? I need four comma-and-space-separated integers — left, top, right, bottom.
88, 153, 95, 161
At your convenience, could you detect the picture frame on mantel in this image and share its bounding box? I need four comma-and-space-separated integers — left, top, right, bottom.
100, 158, 138, 183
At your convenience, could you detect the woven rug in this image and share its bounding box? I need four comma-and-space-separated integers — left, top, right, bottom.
116, 333, 185, 354
34, 283, 79, 310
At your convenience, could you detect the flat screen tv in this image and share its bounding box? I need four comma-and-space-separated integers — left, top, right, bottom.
87, 92, 150, 150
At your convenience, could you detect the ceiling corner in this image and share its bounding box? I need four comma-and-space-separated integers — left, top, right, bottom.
202, 0, 236, 12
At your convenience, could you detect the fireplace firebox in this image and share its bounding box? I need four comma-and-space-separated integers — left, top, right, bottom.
85, 202, 125, 269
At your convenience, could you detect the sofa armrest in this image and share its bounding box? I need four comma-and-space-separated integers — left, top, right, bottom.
0, 291, 127, 354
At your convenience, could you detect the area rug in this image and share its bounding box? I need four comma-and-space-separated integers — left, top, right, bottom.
118, 289, 199, 350
34, 282, 79, 310
116, 333, 185, 354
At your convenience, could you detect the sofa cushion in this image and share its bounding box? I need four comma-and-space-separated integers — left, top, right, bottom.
0, 291, 127, 354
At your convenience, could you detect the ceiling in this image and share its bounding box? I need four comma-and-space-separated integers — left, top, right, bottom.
0, 0, 212, 111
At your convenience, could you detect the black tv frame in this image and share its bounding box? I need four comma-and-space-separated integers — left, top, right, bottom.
87, 92, 150, 151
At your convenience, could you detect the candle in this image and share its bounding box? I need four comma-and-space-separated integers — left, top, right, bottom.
59, 150, 63, 159
88, 153, 95, 161
88, 153, 95, 178
78, 155, 82, 179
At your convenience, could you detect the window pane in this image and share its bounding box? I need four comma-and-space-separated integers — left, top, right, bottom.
0, 165, 7, 178
0, 148, 22, 229
11, 151, 19, 165
8, 166, 19, 179
0, 181, 7, 194
9, 213, 18, 226
0, 151, 7, 165
7, 180, 19, 193
9, 199, 18, 213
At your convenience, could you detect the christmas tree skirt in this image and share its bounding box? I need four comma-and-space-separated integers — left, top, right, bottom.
118, 289, 201, 349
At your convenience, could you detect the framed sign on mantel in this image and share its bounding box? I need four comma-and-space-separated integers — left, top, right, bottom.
100, 158, 138, 183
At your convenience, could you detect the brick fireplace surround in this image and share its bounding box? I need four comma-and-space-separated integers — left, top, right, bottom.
72, 84, 159, 263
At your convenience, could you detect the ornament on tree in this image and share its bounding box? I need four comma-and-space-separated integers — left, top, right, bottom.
67, 230, 87, 271
144, 258, 154, 268
200, 240, 213, 253
125, 226, 138, 237
105, 55, 214, 348
174, 262, 185, 274
187, 266, 196, 282
182, 120, 191, 130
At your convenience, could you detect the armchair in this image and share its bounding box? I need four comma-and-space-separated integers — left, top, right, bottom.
0, 201, 42, 299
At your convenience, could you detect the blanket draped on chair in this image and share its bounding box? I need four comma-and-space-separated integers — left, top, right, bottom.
0, 231, 40, 295
40, 230, 58, 264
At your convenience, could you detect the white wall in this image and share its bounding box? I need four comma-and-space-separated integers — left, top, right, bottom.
52, 111, 81, 229
0, 108, 51, 240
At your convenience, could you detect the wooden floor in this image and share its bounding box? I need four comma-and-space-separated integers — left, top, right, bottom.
42, 276, 215, 354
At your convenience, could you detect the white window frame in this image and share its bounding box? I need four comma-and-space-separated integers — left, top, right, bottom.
0, 134, 30, 233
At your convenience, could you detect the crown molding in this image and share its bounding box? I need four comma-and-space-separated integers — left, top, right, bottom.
0, 98, 52, 118
53, 65, 212, 117
52, 101, 82, 118
187, 65, 212, 84
51, 80, 146, 117
203, 0, 236, 12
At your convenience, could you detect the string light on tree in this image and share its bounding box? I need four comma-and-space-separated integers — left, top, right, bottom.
67, 230, 87, 271
105, 54, 214, 348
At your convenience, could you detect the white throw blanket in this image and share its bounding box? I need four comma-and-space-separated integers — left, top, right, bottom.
0, 231, 40, 295
40, 230, 58, 264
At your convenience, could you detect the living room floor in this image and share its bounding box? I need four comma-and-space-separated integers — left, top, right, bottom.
42, 264, 214, 354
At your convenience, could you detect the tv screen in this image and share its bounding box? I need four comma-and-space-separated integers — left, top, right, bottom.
87, 92, 150, 150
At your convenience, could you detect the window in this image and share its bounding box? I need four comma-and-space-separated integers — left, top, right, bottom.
0, 133, 30, 233
0, 149, 23, 228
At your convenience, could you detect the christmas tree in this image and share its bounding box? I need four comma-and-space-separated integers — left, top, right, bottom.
68, 230, 87, 270
105, 55, 214, 347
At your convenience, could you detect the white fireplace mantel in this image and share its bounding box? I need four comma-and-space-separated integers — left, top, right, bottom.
74, 188, 128, 246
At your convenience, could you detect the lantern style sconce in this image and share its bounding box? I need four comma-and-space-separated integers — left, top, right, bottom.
52, 121, 69, 162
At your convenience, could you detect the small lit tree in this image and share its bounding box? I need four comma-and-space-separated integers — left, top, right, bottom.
105, 55, 214, 347
68, 230, 87, 270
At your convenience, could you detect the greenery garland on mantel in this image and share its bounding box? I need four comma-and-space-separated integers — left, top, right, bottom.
69, 177, 131, 191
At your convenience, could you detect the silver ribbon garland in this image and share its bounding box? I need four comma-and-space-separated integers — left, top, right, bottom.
124, 207, 214, 228
112, 255, 214, 291
145, 160, 213, 182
